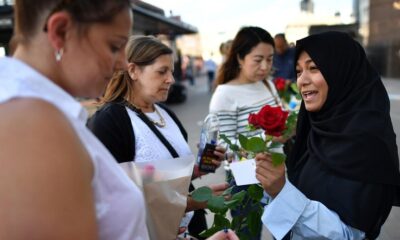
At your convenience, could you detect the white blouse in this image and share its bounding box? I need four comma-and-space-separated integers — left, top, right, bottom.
0, 57, 149, 240
126, 105, 192, 163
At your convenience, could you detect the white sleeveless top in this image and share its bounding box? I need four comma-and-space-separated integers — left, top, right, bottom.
0, 57, 149, 240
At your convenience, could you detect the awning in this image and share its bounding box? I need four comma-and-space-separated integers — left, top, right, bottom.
132, 3, 197, 36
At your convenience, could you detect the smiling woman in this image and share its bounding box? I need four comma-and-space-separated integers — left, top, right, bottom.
296, 51, 328, 112
256, 31, 400, 240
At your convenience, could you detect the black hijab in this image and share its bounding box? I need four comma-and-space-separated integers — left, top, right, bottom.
287, 31, 400, 238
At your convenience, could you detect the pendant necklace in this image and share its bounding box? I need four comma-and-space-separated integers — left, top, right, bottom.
146, 106, 166, 128
127, 101, 166, 128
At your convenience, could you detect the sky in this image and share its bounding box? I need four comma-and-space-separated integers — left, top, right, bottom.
142, 0, 354, 58
143, 0, 354, 37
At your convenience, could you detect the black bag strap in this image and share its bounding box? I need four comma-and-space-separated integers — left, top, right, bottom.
262, 78, 280, 106
122, 100, 180, 158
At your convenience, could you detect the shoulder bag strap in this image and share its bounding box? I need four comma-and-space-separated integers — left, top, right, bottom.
122, 100, 180, 158
262, 79, 280, 106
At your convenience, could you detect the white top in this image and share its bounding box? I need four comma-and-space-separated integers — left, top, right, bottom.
0, 57, 149, 240
209, 79, 280, 141
126, 105, 192, 162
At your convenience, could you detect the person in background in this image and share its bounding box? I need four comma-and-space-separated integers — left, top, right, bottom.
209, 26, 281, 240
272, 33, 296, 84
210, 26, 280, 143
88, 35, 228, 239
204, 53, 218, 92
256, 31, 400, 240
185, 55, 195, 85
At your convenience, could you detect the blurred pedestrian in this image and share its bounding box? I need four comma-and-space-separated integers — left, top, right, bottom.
204, 54, 218, 92
256, 31, 400, 240
185, 55, 195, 85
272, 33, 296, 84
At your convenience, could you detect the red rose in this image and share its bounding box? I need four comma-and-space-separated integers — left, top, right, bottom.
274, 77, 286, 92
248, 105, 288, 137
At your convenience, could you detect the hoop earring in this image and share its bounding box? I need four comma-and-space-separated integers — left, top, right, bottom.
55, 48, 64, 62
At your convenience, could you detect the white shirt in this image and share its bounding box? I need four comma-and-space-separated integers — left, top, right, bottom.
262, 180, 365, 240
0, 57, 149, 240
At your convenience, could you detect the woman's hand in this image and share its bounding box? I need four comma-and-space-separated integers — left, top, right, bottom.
206, 229, 239, 240
255, 152, 286, 198
211, 145, 226, 167
193, 145, 226, 179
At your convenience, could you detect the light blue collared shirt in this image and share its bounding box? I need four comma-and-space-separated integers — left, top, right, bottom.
262, 180, 366, 240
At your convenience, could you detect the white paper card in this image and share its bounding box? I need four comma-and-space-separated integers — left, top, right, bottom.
230, 159, 260, 186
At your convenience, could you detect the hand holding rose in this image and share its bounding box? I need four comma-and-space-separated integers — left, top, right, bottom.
255, 152, 286, 198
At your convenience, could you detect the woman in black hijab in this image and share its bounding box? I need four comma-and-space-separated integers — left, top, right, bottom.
256, 31, 400, 239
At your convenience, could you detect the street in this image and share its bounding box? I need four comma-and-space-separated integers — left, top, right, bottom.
168, 75, 400, 239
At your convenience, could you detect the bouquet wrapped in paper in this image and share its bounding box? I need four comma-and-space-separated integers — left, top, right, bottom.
121, 155, 195, 239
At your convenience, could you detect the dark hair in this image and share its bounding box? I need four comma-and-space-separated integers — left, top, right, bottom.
274, 33, 286, 39
215, 26, 274, 86
101, 35, 173, 104
14, 0, 131, 44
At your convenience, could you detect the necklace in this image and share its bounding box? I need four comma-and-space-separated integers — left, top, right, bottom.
147, 107, 166, 128
127, 101, 166, 128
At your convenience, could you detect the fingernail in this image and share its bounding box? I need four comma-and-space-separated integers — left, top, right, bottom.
223, 227, 228, 233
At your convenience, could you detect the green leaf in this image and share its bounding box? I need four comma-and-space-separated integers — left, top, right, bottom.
245, 137, 266, 153
248, 184, 264, 202
238, 232, 250, 240
230, 144, 240, 152
247, 211, 262, 237
207, 196, 227, 213
238, 134, 248, 149
290, 82, 299, 94
269, 141, 283, 149
246, 124, 258, 131
222, 186, 233, 196
213, 214, 231, 228
283, 111, 298, 138
271, 152, 286, 166
191, 186, 212, 202
284, 92, 291, 104
231, 190, 246, 203
224, 198, 241, 208
199, 226, 220, 238
219, 134, 232, 145
231, 216, 241, 230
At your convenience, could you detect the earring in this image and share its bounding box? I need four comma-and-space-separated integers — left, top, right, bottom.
55, 48, 64, 62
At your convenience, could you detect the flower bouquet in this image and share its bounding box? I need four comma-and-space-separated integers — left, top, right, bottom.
191, 105, 297, 239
